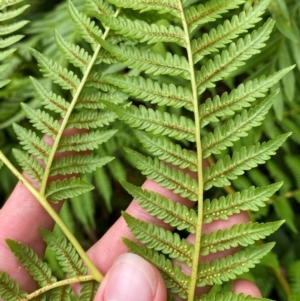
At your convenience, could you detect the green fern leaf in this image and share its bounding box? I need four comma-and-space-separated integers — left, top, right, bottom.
185, 0, 245, 33
98, 14, 185, 46
79, 281, 99, 301
198, 292, 272, 301
57, 129, 117, 152
0, 35, 24, 48
96, 39, 190, 78
0, 5, 29, 21
106, 0, 182, 18
21, 103, 60, 138
202, 91, 278, 158
30, 77, 69, 116
200, 221, 284, 256
124, 148, 198, 201
54, 31, 92, 71
50, 154, 114, 176
104, 74, 194, 111
0, 272, 27, 301
203, 133, 291, 190
196, 19, 275, 94
199, 67, 294, 127
121, 181, 197, 233
31, 49, 80, 91
0, 20, 29, 35
12, 149, 43, 184
41, 229, 87, 277
68, 0, 102, 49
123, 212, 194, 266
67, 111, 117, 129
45, 177, 94, 202
191, 0, 271, 63
197, 243, 275, 286
288, 261, 300, 295
134, 130, 197, 172
50, 286, 73, 301
76, 91, 127, 109
6, 239, 57, 287
13, 123, 51, 161
102, 102, 196, 142
123, 238, 189, 299
84, 0, 114, 17
203, 182, 282, 223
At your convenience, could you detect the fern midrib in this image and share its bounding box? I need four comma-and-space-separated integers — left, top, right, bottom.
179, 2, 204, 301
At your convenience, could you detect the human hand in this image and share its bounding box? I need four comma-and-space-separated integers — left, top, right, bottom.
0, 147, 262, 301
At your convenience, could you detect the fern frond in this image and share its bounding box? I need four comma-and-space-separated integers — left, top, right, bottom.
104, 74, 194, 111
106, 0, 182, 18
12, 149, 44, 184
68, 0, 102, 49
21, 103, 60, 139
199, 67, 294, 127
121, 181, 197, 233
203, 133, 290, 190
124, 148, 198, 201
57, 130, 117, 152
41, 229, 87, 278
197, 243, 275, 286
102, 102, 196, 142
31, 49, 80, 91
54, 31, 92, 71
30, 77, 70, 116
201, 91, 278, 158
79, 281, 99, 301
0, 4, 29, 21
0, 20, 29, 35
84, 0, 114, 17
50, 286, 73, 301
185, 0, 245, 33
66, 111, 117, 129
50, 154, 113, 176
96, 39, 190, 78
191, 0, 271, 63
76, 91, 127, 109
202, 182, 283, 223
98, 14, 185, 46
123, 212, 194, 266
134, 130, 197, 172
198, 292, 272, 301
0, 272, 27, 301
200, 221, 284, 256
6, 239, 57, 287
0, 35, 24, 48
196, 19, 275, 94
45, 177, 94, 202
123, 238, 189, 299
13, 123, 51, 161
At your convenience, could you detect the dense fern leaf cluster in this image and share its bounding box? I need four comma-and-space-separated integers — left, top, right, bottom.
0, 0, 125, 299
0, 0, 294, 300
90, 0, 291, 300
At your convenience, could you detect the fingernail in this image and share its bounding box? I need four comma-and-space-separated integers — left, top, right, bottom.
104, 253, 158, 301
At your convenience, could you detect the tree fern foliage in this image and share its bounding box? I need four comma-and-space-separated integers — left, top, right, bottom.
0, 0, 294, 301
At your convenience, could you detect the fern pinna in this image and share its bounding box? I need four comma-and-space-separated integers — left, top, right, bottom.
0, 0, 293, 300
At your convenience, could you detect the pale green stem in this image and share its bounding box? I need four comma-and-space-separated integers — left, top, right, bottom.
0, 151, 103, 282
179, 4, 204, 301
22, 275, 94, 300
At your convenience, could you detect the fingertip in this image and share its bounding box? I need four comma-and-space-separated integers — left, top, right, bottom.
233, 279, 262, 298
95, 253, 167, 301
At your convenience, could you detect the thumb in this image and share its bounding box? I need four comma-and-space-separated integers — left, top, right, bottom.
95, 253, 167, 301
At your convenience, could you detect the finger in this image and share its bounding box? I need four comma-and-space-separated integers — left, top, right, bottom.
95, 253, 167, 301
233, 279, 262, 297
86, 161, 209, 274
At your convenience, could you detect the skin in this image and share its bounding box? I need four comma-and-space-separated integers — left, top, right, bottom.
0, 134, 262, 300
